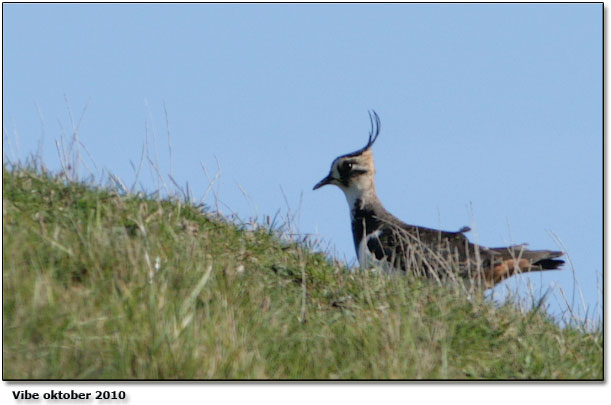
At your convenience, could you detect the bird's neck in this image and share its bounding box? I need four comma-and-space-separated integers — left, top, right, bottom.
342, 183, 386, 221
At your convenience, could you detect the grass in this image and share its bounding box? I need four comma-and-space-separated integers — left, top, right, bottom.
2, 166, 603, 379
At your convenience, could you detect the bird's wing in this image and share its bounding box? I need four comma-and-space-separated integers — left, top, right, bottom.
366, 215, 564, 286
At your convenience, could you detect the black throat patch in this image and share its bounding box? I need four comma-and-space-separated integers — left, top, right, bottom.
350, 198, 387, 261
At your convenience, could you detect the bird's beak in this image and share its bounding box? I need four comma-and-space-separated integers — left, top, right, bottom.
313, 174, 334, 190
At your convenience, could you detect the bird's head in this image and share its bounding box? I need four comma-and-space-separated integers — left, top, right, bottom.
313, 111, 380, 200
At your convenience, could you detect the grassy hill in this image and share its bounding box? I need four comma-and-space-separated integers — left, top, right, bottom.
2, 167, 603, 379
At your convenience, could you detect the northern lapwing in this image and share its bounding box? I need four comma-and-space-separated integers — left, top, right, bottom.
313, 111, 564, 288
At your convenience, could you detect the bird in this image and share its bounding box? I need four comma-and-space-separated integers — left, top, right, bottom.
313, 111, 564, 288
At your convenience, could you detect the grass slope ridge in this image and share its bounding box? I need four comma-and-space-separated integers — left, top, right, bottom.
2, 168, 602, 380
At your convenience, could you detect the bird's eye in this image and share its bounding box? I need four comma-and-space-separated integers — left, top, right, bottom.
344, 162, 353, 171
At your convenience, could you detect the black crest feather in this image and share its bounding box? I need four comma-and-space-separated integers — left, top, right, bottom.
343, 110, 381, 158
366, 110, 381, 149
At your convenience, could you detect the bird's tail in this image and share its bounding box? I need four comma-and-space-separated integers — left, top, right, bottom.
487, 246, 564, 285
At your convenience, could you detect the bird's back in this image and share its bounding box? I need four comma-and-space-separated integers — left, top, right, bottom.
352, 204, 563, 287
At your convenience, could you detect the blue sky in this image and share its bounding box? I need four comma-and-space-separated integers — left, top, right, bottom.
2, 3, 602, 324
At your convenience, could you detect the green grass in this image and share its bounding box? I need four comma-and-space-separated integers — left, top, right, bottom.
2, 167, 602, 379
